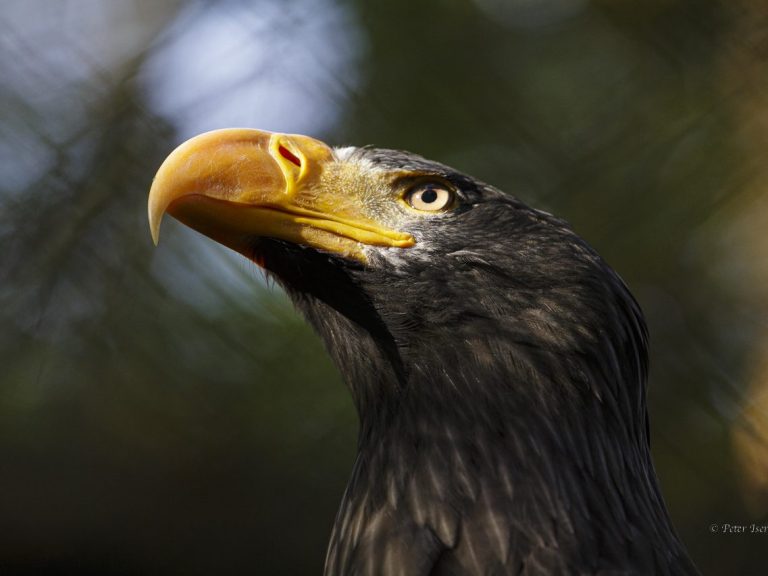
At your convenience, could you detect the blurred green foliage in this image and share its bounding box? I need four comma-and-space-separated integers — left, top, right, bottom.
1, 0, 767, 573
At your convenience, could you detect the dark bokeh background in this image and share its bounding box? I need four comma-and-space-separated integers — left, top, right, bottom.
2, 0, 767, 574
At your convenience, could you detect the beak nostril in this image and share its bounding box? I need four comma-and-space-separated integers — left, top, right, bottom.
278, 145, 302, 167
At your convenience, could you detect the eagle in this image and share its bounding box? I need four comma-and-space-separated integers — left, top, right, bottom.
148, 129, 700, 575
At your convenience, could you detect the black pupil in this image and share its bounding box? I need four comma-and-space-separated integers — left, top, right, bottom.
420, 189, 439, 204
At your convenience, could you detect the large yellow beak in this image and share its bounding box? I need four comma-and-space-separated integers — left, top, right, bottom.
148, 128, 414, 262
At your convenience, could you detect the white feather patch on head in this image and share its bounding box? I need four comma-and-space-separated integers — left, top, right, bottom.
333, 146, 386, 175
332, 146, 358, 161
362, 230, 443, 271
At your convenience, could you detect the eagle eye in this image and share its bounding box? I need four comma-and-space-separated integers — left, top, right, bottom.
404, 183, 455, 212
